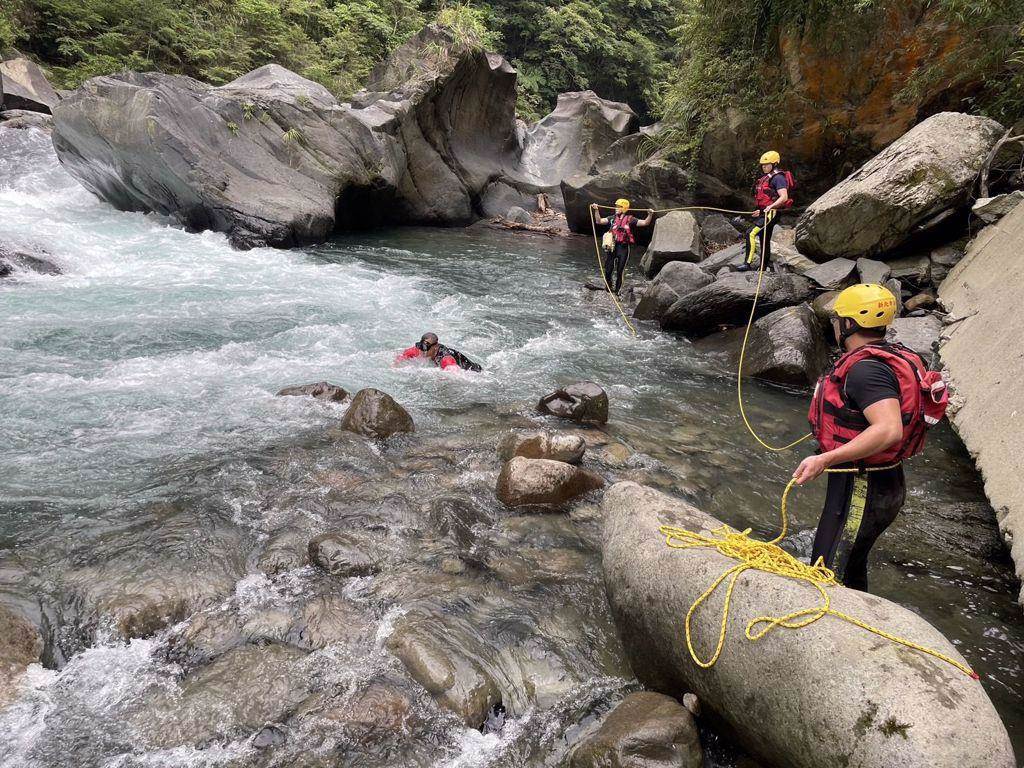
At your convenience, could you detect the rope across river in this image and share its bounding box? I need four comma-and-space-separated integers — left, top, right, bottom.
589, 201, 978, 680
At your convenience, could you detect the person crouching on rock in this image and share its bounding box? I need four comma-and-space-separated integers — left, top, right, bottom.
591, 199, 654, 294
792, 284, 947, 592
396, 332, 482, 372
737, 150, 793, 272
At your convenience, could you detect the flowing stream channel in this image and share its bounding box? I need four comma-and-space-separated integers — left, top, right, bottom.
1, 126, 1022, 767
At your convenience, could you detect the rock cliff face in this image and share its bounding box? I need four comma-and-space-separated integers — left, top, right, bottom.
939, 199, 1024, 609
699, 2, 994, 195
50, 27, 641, 248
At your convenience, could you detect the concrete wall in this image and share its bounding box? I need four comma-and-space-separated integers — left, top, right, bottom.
939, 199, 1024, 608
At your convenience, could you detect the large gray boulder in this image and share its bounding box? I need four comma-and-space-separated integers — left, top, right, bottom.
695, 304, 830, 386
340, 388, 414, 438
697, 243, 746, 274
562, 155, 743, 235
601, 482, 1015, 768
640, 211, 704, 277
856, 257, 891, 285
634, 261, 714, 321
661, 273, 815, 338
0, 58, 60, 113
517, 91, 637, 192
568, 691, 702, 768
51, 29, 523, 248
495, 456, 604, 508
795, 113, 1005, 260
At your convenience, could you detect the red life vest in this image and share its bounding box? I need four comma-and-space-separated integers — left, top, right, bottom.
808, 342, 948, 466
754, 170, 795, 211
611, 213, 635, 244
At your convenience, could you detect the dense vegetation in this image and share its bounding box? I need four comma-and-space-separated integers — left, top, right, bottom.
0, 0, 675, 121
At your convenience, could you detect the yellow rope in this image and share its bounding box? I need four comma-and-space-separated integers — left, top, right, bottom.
659, 469, 979, 680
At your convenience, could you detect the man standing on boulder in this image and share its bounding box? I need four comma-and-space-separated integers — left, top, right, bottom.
738, 151, 792, 272
792, 284, 946, 591
591, 199, 654, 294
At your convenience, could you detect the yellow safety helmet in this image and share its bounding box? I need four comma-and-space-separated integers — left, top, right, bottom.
833, 283, 898, 328
614, 198, 630, 211
759, 150, 780, 165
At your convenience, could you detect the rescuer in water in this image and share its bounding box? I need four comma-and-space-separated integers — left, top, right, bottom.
396, 332, 482, 372
590, 199, 654, 293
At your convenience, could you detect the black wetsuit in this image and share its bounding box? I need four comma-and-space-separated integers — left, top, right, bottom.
810, 359, 906, 592
604, 214, 637, 293
436, 344, 482, 372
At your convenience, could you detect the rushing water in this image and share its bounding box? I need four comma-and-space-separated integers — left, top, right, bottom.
0, 126, 1021, 767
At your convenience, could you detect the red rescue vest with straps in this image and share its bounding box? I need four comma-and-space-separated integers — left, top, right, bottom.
611, 213, 635, 244
754, 170, 795, 211
808, 342, 948, 466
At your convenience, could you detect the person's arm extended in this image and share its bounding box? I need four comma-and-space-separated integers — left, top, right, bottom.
637, 209, 655, 227
793, 398, 903, 484
395, 346, 420, 363
590, 203, 609, 226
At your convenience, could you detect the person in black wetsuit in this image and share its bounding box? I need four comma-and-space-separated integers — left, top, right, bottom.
794, 283, 933, 592
396, 332, 482, 372
590, 199, 654, 294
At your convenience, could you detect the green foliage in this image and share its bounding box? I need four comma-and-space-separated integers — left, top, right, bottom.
435, 2, 497, 50
226, 121, 240, 134
282, 126, 305, 143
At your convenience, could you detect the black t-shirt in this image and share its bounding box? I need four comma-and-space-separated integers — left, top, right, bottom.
844, 359, 900, 411
769, 172, 788, 194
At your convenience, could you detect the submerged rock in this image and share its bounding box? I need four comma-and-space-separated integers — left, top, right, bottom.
569, 691, 702, 768
0, 58, 60, 113
496, 456, 604, 508
640, 211, 704, 277
276, 381, 349, 402
0, 604, 43, 708
340, 388, 414, 438
0, 243, 61, 277
634, 261, 714, 322
538, 381, 609, 425
601, 481, 1015, 768
661, 272, 815, 338
795, 112, 1005, 260
308, 532, 382, 577
497, 430, 586, 464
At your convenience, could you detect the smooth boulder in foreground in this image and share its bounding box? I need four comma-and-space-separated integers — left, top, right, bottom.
600, 482, 1014, 768
497, 431, 586, 464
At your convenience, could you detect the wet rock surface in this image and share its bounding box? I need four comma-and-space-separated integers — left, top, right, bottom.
0, 243, 61, 277
308, 532, 383, 577
340, 388, 414, 438
569, 691, 703, 768
496, 456, 605, 508
498, 430, 587, 464
0, 605, 43, 708
276, 381, 349, 402
538, 381, 610, 425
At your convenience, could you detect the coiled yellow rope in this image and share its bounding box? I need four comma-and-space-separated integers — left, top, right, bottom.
659, 471, 979, 679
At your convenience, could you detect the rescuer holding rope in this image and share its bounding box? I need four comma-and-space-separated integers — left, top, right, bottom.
591, 199, 654, 294
738, 151, 793, 272
793, 283, 948, 591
